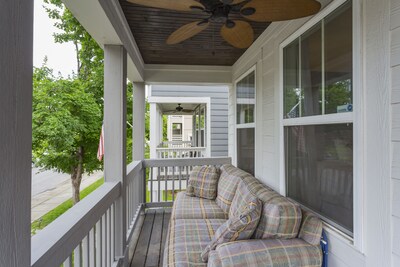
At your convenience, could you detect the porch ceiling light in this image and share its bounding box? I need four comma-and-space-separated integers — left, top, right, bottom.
127, 0, 321, 49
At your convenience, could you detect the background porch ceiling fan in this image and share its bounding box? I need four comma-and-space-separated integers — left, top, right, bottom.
165, 104, 194, 114
126, 0, 321, 49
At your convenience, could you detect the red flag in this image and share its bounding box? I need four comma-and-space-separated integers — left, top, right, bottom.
97, 124, 104, 161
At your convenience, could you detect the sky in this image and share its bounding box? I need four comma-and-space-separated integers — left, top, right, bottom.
34, 0, 76, 77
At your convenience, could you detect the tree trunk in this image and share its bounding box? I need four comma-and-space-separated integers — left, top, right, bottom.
71, 146, 84, 205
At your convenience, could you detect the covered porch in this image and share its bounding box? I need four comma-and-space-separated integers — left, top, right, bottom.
1, 0, 397, 267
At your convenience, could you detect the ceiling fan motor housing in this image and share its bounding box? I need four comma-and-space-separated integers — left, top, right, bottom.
210, 5, 231, 23
176, 104, 183, 112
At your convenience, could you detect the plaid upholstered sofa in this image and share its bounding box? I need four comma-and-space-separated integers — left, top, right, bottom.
163, 164, 323, 267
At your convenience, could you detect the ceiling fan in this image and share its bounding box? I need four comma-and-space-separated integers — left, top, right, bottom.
165, 104, 194, 114
126, 0, 321, 49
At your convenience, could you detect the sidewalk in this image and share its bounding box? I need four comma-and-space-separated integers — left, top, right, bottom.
31, 171, 103, 222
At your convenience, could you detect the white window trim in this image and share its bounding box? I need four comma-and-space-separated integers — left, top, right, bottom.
234, 65, 257, 167
278, 0, 364, 252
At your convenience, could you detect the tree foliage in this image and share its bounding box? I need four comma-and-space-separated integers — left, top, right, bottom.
32, 64, 102, 203
44, 0, 104, 102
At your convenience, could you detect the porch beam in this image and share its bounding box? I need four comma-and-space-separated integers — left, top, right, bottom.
0, 1, 33, 266
144, 64, 232, 85
104, 45, 127, 260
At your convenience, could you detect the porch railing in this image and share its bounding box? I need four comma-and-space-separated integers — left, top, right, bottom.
143, 157, 231, 204
31, 182, 121, 267
156, 141, 206, 158
156, 147, 206, 159
157, 141, 193, 148
31, 157, 231, 267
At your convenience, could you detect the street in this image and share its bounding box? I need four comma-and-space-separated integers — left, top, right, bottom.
31, 167, 103, 222
32, 167, 70, 197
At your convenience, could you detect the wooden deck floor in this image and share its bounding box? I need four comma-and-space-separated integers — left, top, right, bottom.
130, 209, 171, 267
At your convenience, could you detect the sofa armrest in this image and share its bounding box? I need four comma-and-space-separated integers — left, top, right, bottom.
207, 239, 322, 267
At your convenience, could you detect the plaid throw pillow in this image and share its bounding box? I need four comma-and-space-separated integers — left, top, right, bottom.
186, 166, 220, 200
201, 198, 262, 262
298, 211, 323, 245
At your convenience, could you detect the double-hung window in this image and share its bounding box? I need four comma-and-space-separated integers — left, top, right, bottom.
282, 1, 354, 235
236, 69, 256, 176
192, 104, 206, 147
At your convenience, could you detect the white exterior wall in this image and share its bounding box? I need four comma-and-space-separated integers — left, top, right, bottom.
391, 0, 400, 265
183, 115, 193, 141
230, 0, 394, 266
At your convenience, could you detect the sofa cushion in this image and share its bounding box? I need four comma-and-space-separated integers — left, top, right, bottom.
216, 164, 244, 213
249, 184, 302, 239
207, 239, 322, 267
172, 192, 227, 220
201, 198, 262, 262
163, 219, 226, 267
298, 211, 323, 246
186, 165, 220, 199
229, 180, 260, 219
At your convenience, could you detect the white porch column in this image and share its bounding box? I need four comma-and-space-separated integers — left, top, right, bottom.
132, 82, 146, 203
150, 103, 158, 159
0, 1, 33, 266
132, 82, 146, 161
104, 45, 127, 261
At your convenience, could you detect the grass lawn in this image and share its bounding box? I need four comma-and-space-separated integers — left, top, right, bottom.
31, 178, 104, 235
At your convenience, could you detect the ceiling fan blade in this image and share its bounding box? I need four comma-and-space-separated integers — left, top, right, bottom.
221, 20, 254, 49
127, 0, 205, 12
231, 0, 246, 4
220, 0, 245, 4
167, 21, 210, 45
241, 0, 321, 22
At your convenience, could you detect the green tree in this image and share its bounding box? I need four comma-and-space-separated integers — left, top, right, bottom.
32, 0, 105, 204
32, 65, 102, 204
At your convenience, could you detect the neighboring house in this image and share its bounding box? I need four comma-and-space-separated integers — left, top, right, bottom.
148, 85, 229, 158
166, 115, 192, 142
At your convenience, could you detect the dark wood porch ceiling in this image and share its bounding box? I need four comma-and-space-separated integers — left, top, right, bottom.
119, 0, 270, 66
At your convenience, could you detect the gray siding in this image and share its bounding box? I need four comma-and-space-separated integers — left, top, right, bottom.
391, 0, 400, 265
151, 85, 229, 157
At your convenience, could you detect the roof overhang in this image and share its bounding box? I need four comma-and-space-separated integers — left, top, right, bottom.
62, 0, 145, 82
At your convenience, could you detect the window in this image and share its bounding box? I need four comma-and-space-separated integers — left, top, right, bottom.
236, 69, 255, 175
283, 1, 353, 235
192, 104, 207, 147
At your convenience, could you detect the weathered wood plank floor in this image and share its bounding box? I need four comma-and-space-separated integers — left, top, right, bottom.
130, 209, 171, 267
